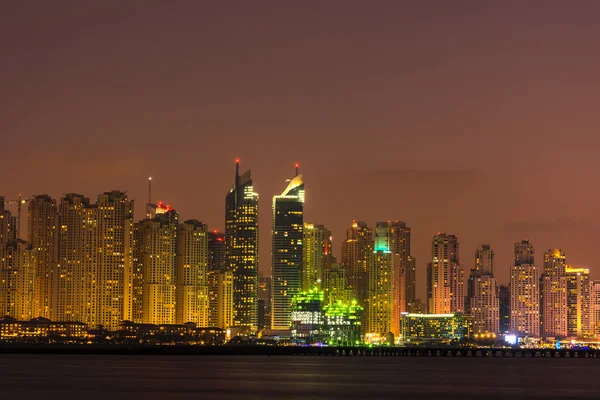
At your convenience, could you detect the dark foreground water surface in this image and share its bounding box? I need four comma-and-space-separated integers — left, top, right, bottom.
1, 355, 599, 399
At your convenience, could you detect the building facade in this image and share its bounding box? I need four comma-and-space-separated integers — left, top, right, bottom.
341, 221, 373, 308
565, 266, 590, 338
28, 195, 59, 320
271, 171, 304, 330
428, 233, 461, 314
175, 220, 208, 325
302, 223, 331, 291
541, 249, 568, 338
225, 161, 259, 332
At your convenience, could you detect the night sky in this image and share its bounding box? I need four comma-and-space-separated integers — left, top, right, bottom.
2, 1, 600, 299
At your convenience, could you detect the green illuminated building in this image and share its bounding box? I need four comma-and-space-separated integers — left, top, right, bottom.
290, 288, 323, 340
323, 299, 364, 346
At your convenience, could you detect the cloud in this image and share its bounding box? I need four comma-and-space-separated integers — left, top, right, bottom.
499, 217, 587, 234
354, 168, 480, 189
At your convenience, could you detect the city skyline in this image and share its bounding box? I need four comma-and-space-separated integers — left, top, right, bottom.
1, 163, 597, 302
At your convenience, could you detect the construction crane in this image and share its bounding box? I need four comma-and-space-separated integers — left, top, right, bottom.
5, 194, 32, 239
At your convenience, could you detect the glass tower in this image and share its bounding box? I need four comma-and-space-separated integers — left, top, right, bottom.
271, 168, 304, 330
225, 161, 259, 333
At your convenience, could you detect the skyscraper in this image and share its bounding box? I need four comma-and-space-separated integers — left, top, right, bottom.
225, 160, 259, 333
0, 197, 17, 247
96, 191, 134, 330
367, 249, 399, 337
323, 264, 352, 306
302, 223, 331, 291
207, 269, 234, 330
28, 195, 59, 319
510, 241, 539, 337
0, 240, 35, 320
372, 221, 412, 337
541, 249, 567, 338
428, 233, 462, 314
271, 168, 304, 330
469, 245, 499, 334
176, 220, 209, 325
56, 194, 97, 324
498, 284, 510, 334
590, 281, 600, 339
208, 231, 226, 271
341, 221, 373, 307
139, 210, 177, 325
565, 266, 590, 338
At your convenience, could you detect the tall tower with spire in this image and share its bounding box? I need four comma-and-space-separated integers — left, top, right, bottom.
225, 159, 259, 333
271, 165, 304, 330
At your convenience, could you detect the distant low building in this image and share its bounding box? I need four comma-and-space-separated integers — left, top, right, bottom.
0, 316, 88, 341
400, 313, 473, 343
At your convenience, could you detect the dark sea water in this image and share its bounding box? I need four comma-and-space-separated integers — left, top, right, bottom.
1, 355, 599, 399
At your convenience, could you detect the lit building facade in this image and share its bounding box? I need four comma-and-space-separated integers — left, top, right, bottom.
95, 191, 134, 330
400, 313, 473, 343
56, 194, 97, 324
590, 281, 600, 339
469, 245, 499, 334
28, 195, 59, 320
302, 223, 331, 291
322, 300, 363, 346
225, 161, 259, 332
290, 288, 323, 340
0, 240, 35, 320
428, 233, 461, 314
139, 211, 177, 325
510, 263, 540, 337
341, 221, 373, 308
323, 264, 353, 306
176, 220, 208, 325
271, 170, 304, 330
541, 249, 567, 338
470, 275, 499, 334
565, 266, 590, 338
0, 197, 17, 246
366, 250, 399, 337
207, 269, 234, 329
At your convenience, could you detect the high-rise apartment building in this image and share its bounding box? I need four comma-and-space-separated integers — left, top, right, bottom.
207, 269, 234, 329
428, 233, 462, 314
323, 264, 353, 306
56, 194, 97, 324
470, 275, 499, 334
565, 266, 590, 338
225, 161, 259, 332
271, 169, 304, 330
366, 250, 400, 337
96, 191, 134, 330
510, 263, 540, 337
138, 210, 177, 325
541, 249, 568, 338
176, 220, 209, 325
0, 197, 17, 247
28, 195, 59, 319
469, 245, 499, 334
590, 281, 600, 339
302, 223, 331, 291
341, 221, 373, 307
0, 240, 35, 320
